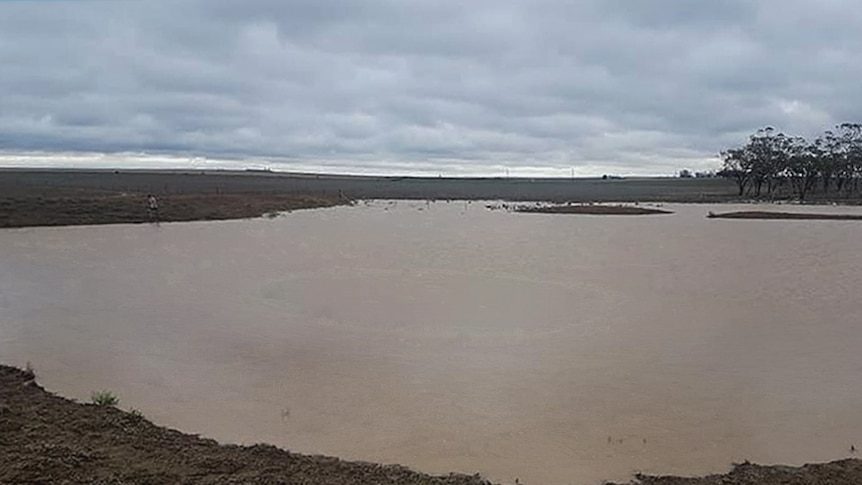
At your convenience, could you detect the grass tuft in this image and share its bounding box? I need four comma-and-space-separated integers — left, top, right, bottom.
91, 390, 120, 407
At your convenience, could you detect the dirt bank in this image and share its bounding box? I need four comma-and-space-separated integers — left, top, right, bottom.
0, 365, 490, 485
514, 204, 673, 215
3, 365, 862, 484
608, 460, 862, 485
707, 211, 862, 220
0, 192, 345, 228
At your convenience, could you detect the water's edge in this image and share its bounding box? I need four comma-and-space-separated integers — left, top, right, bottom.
3, 365, 860, 485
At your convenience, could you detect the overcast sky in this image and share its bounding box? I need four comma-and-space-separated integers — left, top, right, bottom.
1, 0, 860, 176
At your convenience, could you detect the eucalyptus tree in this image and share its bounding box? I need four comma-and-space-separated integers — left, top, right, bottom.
785, 136, 819, 200
719, 123, 862, 200
719, 145, 756, 196
835, 123, 862, 193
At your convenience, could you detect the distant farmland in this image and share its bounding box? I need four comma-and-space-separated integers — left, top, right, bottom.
0, 169, 736, 203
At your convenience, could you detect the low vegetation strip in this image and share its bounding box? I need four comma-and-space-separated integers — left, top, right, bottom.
707, 211, 862, 220
3, 365, 861, 484
514, 204, 673, 215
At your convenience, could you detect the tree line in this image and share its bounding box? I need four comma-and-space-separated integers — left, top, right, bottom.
718, 124, 862, 200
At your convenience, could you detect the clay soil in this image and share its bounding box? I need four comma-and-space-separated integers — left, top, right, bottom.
707, 211, 862, 220
0, 366, 490, 485
515, 204, 673, 215
4, 365, 862, 484
0, 192, 344, 228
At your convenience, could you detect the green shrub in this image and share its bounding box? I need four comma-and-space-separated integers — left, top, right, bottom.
91, 390, 119, 407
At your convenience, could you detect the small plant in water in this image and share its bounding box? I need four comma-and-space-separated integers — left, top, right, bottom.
91, 390, 120, 407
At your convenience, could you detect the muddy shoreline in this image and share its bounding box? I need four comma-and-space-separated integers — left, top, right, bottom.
3, 365, 861, 485
707, 211, 862, 220
514, 204, 673, 215
0, 192, 346, 228
0, 365, 491, 485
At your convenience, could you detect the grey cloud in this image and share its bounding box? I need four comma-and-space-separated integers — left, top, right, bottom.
1, 0, 861, 175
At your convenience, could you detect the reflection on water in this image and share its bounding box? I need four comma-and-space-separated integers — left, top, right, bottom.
2, 201, 862, 484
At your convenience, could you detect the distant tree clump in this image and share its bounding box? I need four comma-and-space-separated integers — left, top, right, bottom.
718, 124, 862, 200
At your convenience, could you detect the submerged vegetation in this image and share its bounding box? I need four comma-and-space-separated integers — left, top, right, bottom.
719, 124, 862, 201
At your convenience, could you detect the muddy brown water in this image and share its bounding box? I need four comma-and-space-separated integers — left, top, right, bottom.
2, 201, 862, 485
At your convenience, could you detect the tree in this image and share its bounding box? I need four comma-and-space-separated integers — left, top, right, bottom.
815, 130, 840, 193
836, 123, 862, 193
785, 137, 819, 200
718, 123, 862, 201
747, 127, 788, 197
719, 146, 756, 196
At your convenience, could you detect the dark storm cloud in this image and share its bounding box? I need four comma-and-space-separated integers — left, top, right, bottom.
1, 0, 860, 175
